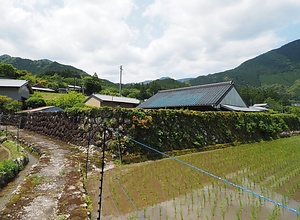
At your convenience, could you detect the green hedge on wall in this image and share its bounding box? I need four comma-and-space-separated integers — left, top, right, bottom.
66, 107, 300, 158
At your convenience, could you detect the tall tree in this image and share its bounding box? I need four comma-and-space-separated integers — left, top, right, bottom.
83, 76, 102, 95
0, 63, 18, 78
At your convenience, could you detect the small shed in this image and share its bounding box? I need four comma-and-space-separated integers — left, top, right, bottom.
0, 79, 33, 102
138, 81, 250, 111
67, 85, 83, 92
84, 94, 141, 108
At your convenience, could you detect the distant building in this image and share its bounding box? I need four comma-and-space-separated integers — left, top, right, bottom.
84, 94, 140, 108
0, 79, 33, 103
67, 85, 83, 92
138, 81, 264, 112
32, 84, 55, 93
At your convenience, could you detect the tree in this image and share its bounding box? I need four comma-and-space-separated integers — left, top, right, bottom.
5, 100, 22, 113
93, 72, 99, 78
25, 93, 46, 109
100, 87, 119, 96
0, 63, 18, 78
18, 70, 39, 85
83, 76, 102, 95
264, 97, 281, 112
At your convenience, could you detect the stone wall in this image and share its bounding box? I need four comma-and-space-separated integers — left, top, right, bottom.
1, 112, 106, 148
2, 109, 300, 159
21, 112, 84, 146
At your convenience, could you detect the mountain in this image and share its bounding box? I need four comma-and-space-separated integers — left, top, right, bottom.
0, 54, 88, 76
189, 39, 300, 87
149, 77, 189, 90
177, 77, 194, 83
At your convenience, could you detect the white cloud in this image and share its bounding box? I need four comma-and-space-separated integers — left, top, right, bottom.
0, 0, 300, 83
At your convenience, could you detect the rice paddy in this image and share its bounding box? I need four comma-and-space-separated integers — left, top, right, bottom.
91, 136, 300, 219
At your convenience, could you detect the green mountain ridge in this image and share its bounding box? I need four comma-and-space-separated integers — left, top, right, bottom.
0, 54, 88, 76
189, 39, 300, 87
1, 39, 300, 93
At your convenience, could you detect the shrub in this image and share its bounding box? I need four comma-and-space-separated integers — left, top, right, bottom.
0, 160, 18, 178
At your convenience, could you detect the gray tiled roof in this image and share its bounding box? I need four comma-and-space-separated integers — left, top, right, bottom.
0, 79, 28, 87
90, 94, 141, 104
138, 81, 234, 109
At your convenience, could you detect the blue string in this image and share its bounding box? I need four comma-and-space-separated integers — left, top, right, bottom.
108, 169, 145, 219
108, 127, 300, 216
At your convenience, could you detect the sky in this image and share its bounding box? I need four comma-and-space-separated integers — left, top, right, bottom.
1, 0, 300, 84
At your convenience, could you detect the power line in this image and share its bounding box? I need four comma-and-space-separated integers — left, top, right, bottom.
107, 127, 300, 216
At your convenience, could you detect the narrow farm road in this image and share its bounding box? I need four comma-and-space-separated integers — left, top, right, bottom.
0, 127, 89, 220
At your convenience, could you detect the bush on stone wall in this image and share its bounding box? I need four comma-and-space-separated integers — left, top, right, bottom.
4, 107, 300, 162
65, 107, 300, 158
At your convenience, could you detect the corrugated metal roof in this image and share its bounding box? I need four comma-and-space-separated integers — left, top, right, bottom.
221, 104, 269, 112
21, 106, 63, 113
0, 79, 28, 87
91, 94, 141, 104
138, 81, 234, 109
32, 87, 55, 92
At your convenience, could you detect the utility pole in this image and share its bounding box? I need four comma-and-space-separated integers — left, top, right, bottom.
119, 65, 123, 97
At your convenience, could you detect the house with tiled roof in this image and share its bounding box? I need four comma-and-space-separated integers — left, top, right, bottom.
138, 81, 261, 111
84, 94, 141, 108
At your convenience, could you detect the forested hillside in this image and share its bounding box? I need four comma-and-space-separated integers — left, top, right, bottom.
0, 54, 88, 76
189, 39, 300, 87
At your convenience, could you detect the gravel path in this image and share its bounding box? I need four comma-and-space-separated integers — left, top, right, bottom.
0, 128, 89, 220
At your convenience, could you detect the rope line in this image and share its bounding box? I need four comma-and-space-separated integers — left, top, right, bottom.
108, 169, 145, 219
107, 127, 300, 216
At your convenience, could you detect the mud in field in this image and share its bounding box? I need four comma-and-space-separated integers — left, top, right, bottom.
86, 169, 300, 220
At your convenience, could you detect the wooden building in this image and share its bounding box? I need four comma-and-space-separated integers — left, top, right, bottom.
84, 94, 140, 108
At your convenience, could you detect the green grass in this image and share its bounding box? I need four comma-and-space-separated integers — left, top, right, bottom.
2, 141, 23, 159
0, 140, 26, 177
38, 92, 66, 101
101, 136, 300, 217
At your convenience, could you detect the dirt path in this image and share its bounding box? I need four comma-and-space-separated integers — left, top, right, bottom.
0, 128, 89, 220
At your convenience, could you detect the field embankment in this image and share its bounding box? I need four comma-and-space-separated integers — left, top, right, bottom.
0, 136, 29, 189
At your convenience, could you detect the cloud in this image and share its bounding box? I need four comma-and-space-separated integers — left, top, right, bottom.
0, 0, 300, 83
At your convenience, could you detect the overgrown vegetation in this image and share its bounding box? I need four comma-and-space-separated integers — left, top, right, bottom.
0, 131, 28, 188
0, 140, 27, 188
62, 107, 300, 164
0, 160, 18, 178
